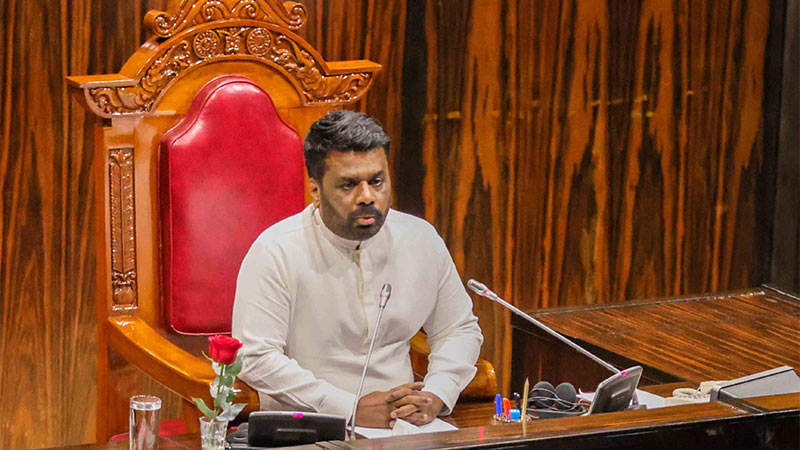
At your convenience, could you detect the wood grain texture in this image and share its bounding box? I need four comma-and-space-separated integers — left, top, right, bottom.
512, 288, 800, 390
43, 400, 771, 450
0, 0, 787, 447
0, 1, 173, 448
403, 0, 777, 392
771, 0, 799, 293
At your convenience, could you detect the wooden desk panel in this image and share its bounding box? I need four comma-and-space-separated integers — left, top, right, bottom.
334, 401, 748, 449
746, 393, 800, 411
48, 397, 799, 450
511, 287, 800, 391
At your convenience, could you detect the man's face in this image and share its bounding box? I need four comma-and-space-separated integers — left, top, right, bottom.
310, 148, 392, 241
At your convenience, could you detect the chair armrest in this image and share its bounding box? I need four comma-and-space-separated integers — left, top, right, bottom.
106, 316, 259, 413
410, 332, 497, 402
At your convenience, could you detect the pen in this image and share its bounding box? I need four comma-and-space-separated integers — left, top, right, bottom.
513, 392, 521, 409
495, 393, 502, 416
521, 378, 529, 421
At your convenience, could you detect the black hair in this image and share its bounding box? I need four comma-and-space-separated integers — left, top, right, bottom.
303, 110, 391, 180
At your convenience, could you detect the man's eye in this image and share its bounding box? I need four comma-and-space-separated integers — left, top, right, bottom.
340, 182, 355, 190
370, 178, 383, 186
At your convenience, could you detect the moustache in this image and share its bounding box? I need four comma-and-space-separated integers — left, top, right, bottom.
349, 205, 383, 221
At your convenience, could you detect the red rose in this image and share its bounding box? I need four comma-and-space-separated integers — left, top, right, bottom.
208, 335, 242, 365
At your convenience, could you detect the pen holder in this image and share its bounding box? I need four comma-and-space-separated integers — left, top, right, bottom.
492, 413, 533, 424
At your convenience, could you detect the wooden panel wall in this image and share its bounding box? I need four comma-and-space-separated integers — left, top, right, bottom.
772, 0, 799, 292
398, 0, 778, 392
0, 0, 783, 448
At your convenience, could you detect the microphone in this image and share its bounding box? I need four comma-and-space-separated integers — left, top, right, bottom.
466, 279, 619, 374
348, 283, 392, 439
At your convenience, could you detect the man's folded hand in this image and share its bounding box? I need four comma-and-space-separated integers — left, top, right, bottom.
356, 381, 440, 428
385, 382, 444, 427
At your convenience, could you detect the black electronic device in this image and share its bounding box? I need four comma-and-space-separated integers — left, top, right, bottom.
586, 366, 643, 415
227, 411, 346, 448
525, 366, 643, 420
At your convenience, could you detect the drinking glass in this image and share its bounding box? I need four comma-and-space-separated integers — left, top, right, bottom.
130, 395, 162, 450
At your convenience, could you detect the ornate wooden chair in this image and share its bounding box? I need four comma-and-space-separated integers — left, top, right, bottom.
68, 0, 495, 442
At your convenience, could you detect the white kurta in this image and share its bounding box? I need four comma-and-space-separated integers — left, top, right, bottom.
231, 204, 483, 420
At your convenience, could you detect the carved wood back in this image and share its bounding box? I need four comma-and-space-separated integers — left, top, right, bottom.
67, 0, 380, 328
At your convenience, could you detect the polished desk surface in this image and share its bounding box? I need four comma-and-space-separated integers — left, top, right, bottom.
51, 393, 800, 449
514, 286, 800, 386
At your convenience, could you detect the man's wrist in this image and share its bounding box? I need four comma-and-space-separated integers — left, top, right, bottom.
421, 376, 459, 415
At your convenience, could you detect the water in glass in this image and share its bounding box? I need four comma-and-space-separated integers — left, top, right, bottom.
130, 395, 161, 450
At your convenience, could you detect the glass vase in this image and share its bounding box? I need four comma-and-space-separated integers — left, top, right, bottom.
199, 416, 229, 450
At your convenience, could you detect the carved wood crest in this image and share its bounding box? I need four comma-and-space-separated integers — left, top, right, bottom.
68, 0, 380, 118
145, 0, 308, 37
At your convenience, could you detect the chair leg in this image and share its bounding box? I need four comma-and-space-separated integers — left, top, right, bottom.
183, 399, 201, 433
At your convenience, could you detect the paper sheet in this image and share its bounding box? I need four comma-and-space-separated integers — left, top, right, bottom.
354, 418, 458, 439
578, 388, 666, 409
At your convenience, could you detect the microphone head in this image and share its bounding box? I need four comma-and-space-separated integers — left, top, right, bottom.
530, 381, 555, 409
467, 279, 488, 295
380, 283, 392, 307
554, 382, 577, 410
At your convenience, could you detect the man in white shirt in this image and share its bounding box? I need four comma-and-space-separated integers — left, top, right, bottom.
232, 110, 483, 428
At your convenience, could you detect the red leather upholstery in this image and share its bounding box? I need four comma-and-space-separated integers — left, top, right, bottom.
159, 75, 305, 334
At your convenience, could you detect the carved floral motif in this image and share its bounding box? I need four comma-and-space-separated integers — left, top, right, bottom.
193, 31, 221, 58
108, 148, 137, 308
246, 27, 271, 56
84, 26, 374, 117
146, 0, 307, 38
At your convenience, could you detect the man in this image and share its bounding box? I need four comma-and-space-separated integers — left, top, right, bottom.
232, 110, 483, 428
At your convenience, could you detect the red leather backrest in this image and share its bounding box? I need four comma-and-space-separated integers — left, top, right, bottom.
159, 75, 305, 334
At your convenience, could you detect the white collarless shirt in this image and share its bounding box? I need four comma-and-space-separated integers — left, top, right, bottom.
232, 204, 483, 419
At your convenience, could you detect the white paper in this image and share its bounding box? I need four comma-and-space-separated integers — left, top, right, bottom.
578, 388, 666, 409
354, 418, 458, 439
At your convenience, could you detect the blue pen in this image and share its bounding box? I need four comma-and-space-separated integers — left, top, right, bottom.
495, 393, 502, 415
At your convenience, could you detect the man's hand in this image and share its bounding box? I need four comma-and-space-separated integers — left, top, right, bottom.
386, 384, 444, 427
355, 390, 395, 428
355, 382, 432, 428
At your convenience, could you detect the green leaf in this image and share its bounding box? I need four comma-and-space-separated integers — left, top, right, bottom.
226, 389, 236, 403
192, 397, 217, 420
219, 374, 234, 387
226, 356, 243, 377
218, 403, 246, 421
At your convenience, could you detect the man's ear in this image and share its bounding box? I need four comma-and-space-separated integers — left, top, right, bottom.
308, 178, 321, 208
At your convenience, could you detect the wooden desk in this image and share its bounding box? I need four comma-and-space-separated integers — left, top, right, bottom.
54, 288, 800, 449
510, 286, 800, 392
51, 396, 799, 450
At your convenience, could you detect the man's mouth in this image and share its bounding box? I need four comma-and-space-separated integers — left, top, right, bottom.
355, 216, 376, 226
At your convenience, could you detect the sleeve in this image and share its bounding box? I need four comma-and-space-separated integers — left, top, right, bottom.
420, 236, 484, 415
231, 239, 356, 419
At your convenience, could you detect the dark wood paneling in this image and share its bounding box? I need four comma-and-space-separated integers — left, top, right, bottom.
772, 0, 799, 292
0, 1, 175, 448
397, 0, 777, 392
0, 0, 786, 447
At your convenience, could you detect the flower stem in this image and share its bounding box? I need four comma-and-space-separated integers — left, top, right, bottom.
215, 364, 225, 416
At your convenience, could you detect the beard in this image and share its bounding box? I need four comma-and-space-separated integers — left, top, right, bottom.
319, 195, 390, 241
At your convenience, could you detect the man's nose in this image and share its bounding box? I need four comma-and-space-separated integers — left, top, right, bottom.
355, 181, 376, 205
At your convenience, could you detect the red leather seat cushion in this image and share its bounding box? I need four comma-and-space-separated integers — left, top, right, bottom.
159, 75, 304, 334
